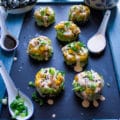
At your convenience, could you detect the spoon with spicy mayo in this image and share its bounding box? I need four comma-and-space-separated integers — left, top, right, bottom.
87, 10, 111, 54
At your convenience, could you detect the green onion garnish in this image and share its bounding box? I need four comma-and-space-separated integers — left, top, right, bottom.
10, 94, 28, 118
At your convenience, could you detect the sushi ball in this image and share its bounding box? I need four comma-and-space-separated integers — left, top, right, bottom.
73, 70, 105, 108
69, 4, 90, 24
62, 41, 88, 72
35, 68, 65, 97
27, 36, 53, 61
54, 21, 80, 43
34, 7, 55, 27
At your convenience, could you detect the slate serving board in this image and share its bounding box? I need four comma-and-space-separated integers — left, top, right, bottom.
1, 3, 120, 120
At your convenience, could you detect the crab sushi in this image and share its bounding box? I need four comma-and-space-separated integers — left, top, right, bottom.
35, 68, 65, 97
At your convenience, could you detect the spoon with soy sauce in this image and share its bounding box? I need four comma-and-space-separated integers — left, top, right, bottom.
0, 6, 19, 52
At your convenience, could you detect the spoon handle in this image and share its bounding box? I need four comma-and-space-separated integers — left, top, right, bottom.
0, 61, 17, 97
97, 10, 111, 35
0, 6, 8, 34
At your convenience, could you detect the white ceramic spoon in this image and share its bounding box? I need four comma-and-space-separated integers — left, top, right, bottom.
87, 10, 111, 54
0, 61, 34, 120
0, 6, 19, 51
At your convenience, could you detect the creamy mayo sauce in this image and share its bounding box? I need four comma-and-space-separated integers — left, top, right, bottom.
87, 34, 106, 53
74, 55, 82, 72
64, 30, 73, 37
82, 99, 90, 108
93, 100, 99, 107
43, 16, 48, 27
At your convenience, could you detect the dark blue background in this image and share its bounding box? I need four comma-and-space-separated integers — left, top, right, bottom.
1, 3, 120, 120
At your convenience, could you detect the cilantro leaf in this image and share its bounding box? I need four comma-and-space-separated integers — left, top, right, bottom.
64, 22, 71, 28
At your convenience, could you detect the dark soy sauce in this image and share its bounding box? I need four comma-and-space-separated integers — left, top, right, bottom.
4, 35, 16, 49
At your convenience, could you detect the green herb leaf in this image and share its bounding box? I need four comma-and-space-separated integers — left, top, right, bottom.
40, 40, 47, 45
58, 71, 65, 76
16, 92, 20, 99
10, 95, 28, 118
60, 82, 64, 89
71, 47, 77, 52
40, 10, 45, 16
28, 81, 35, 88
49, 68, 55, 75
73, 82, 85, 92
87, 71, 94, 81
73, 86, 85, 92
78, 42, 85, 47
32, 92, 44, 106
68, 43, 78, 52
90, 84, 96, 90
11, 115, 16, 119
39, 99, 44, 106
32, 92, 38, 100
40, 68, 45, 72
73, 6, 78, 10
64, 22, 71, 28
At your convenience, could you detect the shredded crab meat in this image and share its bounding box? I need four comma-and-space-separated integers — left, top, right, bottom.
30, 39, 39, 47
55, 21, 80, 35
73, 70, 105, 107
69, 5, 90, 22
36, 68, 64, 90
62, 42, 88, 72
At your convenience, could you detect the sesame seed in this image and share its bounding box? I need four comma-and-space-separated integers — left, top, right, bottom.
19, 66, 23, 69
13, 57, 17, 61
1, 98, 8, 105
52, 114, 56, 118
18, 69, 21, 72
106, 82, 110, 87
81, 113, 84, 115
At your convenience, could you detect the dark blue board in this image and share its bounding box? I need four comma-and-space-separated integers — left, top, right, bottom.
0, 3, 120, 120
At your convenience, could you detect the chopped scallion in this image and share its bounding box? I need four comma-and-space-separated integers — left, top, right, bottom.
32, 92, 44, 106
28, 81, 35, 87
